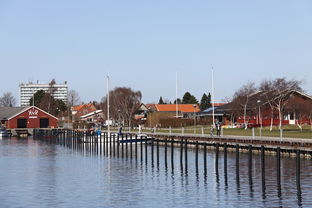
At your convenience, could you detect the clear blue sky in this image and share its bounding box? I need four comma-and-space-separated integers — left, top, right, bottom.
1, 0, 311, 105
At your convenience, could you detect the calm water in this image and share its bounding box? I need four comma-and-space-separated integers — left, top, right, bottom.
0, 138, 311, 208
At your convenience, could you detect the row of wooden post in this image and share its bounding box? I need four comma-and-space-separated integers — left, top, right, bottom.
33, 129, 302, 197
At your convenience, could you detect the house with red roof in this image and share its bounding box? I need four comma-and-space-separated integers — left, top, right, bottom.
154, 104, 200, 118
140, 104, 201, 127
71, 103, 97, 121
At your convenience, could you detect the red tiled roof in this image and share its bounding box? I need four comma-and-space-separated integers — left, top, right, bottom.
213, 103, 226, 107
155, 104, 200, 113
146, 104, 157, 111
72, 104, 94, 111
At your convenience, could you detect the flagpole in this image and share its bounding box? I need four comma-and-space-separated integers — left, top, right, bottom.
107, 75, 110, 135
212, 67, 215, 128
32, 89, 35, 109
176, 71, 178, 118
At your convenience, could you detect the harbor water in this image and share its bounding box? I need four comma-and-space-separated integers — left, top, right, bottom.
0, 137, 311, 208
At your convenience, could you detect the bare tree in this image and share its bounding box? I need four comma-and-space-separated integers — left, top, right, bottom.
270, 78, 302, 129
259, 79, 276, 131
101, 87, 142, 128
0, 92, 16, 107
259, 78, 303, 130
68, 90, 81, 107
232, 82, 257, 129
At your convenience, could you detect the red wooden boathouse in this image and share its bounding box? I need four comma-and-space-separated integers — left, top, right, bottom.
0, 106, 58, 129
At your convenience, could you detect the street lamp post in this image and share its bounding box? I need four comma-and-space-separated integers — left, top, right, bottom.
257, 100, 262, 137
118, 109, 121, 125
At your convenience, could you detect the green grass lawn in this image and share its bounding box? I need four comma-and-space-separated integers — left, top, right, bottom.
222, 127, 312, 139
108, 125, 312, 139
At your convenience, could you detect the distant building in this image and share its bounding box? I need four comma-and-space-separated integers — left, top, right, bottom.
151, 104, 201, 118
80, 110, 104, 124
144, 104, 201, 127
0, 106, 58, 129
133, 103, 149, 121
71, 103, 97, 121
132, 103, 150, 126
19, 82, 68, 106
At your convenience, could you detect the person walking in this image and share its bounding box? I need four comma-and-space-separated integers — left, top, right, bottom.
216, 121, 221, 136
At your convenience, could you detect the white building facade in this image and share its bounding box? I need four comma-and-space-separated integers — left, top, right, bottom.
19, 82, 68, 106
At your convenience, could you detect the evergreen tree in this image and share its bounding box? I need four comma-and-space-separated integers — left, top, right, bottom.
158, 96, 164, 104
189, 95, 198, 104
29, 90, 45, 106
182, 92, 198, 104
174, 98, 182, 104
200, 93, 212, 110
207, 92, 212, 104
29, 90, 67, 116
182, 92, 191, 104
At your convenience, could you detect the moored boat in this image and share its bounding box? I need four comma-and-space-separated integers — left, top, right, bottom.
0, 126, 11, 138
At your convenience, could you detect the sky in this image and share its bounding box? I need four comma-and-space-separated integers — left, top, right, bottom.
0, 0, 311, 105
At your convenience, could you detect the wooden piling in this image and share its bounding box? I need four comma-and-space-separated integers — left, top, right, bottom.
151, 137, 154, 164
165, 138, 168, 168
130, 134, 133, 158
204, 142, 207, 176
224, 143, 227, 172
126, 134, 128, 158
145, 136, 148, 164
195, 141, 199, 173
116, 134, 119, 158
106, 133, 109, 156
121, 134, 124, 158
296, 150, 301, 186
113, 134, 116, 157
215, 143, 219, 169
236, 144, 240, 183
171, 137, 174, 168
135, 134, 138, 160
180, 138, 183, 170
110, 133, 112, 156
248, 145, 253, 185
140, 136, 143, 162
277, 147, 281, 187
185, 139, 188, 172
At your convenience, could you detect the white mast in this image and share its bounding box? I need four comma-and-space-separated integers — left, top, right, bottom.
176, 71, 178, 118
107, 75, 110, 135
32, 89, 34, 106
212, 67, 215, 128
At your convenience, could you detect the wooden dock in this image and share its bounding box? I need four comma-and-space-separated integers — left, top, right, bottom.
146, 133, 312, 153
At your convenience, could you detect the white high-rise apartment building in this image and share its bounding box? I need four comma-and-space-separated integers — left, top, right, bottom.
19, 82, 68, 106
